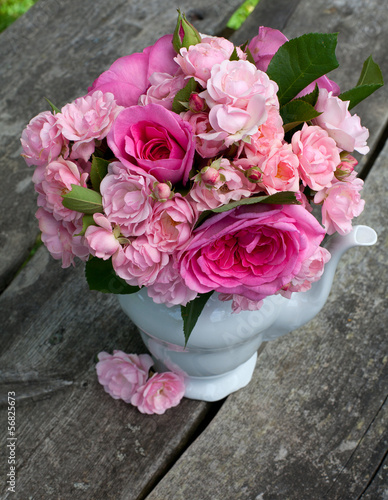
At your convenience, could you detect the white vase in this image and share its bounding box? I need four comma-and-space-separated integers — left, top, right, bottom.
119, 225, 377, 402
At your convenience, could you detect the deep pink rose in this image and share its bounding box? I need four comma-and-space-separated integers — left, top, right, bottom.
88, 35, 178, 107
96, 350, 154, 403
131, 372, 185, 415
179, 204, 326, 301
107, 104, 195, 185
314, 174, 365, 235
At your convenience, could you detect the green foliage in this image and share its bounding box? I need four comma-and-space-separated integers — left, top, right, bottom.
181, 292, 214, 345
172, 78, 198, 113
90, 156, 109, 192
61, 185, 103, 214
227, 0, 260, 30
85, 257, 141, 294
0, 0, 39, 33
339, 56, 384, 109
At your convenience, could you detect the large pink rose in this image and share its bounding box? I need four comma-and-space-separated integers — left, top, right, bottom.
107, 104, 195, 185
179, 204, 325, 301
88, 35, 178, 107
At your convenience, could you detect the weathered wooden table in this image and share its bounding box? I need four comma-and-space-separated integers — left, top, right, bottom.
0, 0, 387, 498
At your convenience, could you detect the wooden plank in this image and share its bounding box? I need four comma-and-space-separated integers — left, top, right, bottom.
145, 124, 388, 500
0, 0, 243, 292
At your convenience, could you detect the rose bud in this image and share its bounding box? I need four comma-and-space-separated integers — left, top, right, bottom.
189, 93, 207, 113
201, 166, 221, 186
173, 10, 201, 53
152, 181, 172, 202
245, 166, 264, 183
335, 154, 357, 180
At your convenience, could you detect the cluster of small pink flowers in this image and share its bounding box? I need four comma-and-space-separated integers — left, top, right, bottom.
96, 350, 185, 414
21, 23, 369, 310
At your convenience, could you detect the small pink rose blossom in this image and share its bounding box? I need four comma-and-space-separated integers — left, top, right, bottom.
292, 124, 340, 191
312, 88, 369, 154
314, 174, 365, 235
147, 256, 198, 307
56, 91, 123, 162
181, 111, 226, 158
112, 235, 170, 287
146, 194, 196, 252
260, 143, 300, 194
218, 293, 264, 313
107, 103, 195, 185
85, 214, 122, 260
40, 157, 88, 222
36, 207, 89, 268
21, 111, 67, 167
96, 350, 154, 403
100, 162, 155, 237
139, 72, 186, 109
131, 372, 185, 415
243, 106, 284, 158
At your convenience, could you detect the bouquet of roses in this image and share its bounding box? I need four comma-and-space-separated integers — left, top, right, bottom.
21, 12, 383, 341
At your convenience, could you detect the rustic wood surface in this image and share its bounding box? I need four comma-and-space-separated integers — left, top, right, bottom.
0, 0, 387, 498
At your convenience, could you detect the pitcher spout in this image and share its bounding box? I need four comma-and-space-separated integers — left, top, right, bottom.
266, 225, 377, 340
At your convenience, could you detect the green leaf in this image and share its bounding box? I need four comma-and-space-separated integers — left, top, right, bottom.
280, 99, 321, 132
339, 56, 383, 110
90, 156, 109, 191
229, 47, 239, 61
297, 84, 319, 107
44, 97, 61, 114
62, 185, 103, 214
194, 192, 301, 229
267, 33, 339, 107
85, 257, 141, 294
181, 291, 214, 345
172, 77, 198, 114
75, 214, 95, 236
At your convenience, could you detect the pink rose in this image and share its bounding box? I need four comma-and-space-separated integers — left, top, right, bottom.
88, 35, 178, 107
36, 207, 89, 268
56, 91, 123, 162
112, 235, 169, 287
312, 88, 369, 154
100, 162, 155, 237
131, 372, 185, 415
260, 143, 300, 194
175, 36, 237, 87
314, 174, 365, 235
179, 204, 325, 302
248, 26, 288, 72
147, 256, 198, 307
139, 72, 186, 109
40, 158, 88, 222
21, 111, 67, 167
181, 111, 226, 158
96, 350, 154, 403
85, 213, 121, 260
107, 104, 195, 185
146, 194, 196, 252
218, 293, 264, 314
292, 124, 340, 191
279, 246, 331, 297
244, 106, 284, 158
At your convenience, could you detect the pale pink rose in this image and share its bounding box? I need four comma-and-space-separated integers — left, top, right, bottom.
107, 104, 195, 185
312, 88, 369, 154
88, 35, 179, 107
100, 162, 155, 237
179, 204, 325, 302
260, 143, 300, 194
21, 111, 67, 167
279, 246, 331, 297
314, 174, 365, 235
189, 159, 254, 212
292, 124, 340, 191
147, 256, 198, 307
56, 91, 123, 162
243, 106, 284, 158
40, 157, 88, 222
139, 72, 186, 109
181, 111, 226, 158
218, 293, 264, 313
131, 372, 185, 415
200, 60, 279, 145
36, 207, 89, 268
146, 194, 196, 252
96, 350, 154, 403
175, 36, 236, 87
112, 235, 169, 287
85, 213, 122, 260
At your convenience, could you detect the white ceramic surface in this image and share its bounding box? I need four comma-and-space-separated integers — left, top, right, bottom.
119, 225, 377, 402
